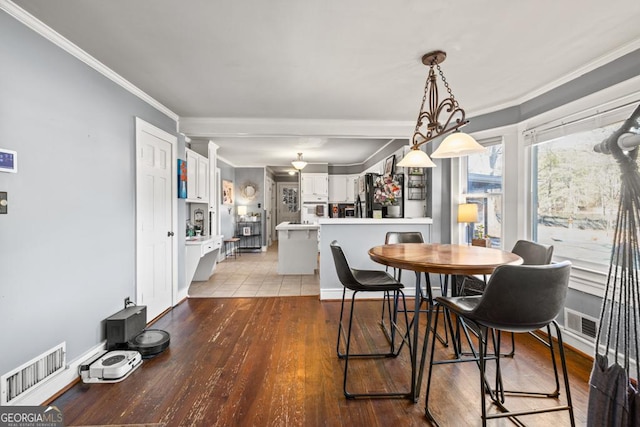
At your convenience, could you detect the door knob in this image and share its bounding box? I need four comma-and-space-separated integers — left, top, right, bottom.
167, 231, 174, 237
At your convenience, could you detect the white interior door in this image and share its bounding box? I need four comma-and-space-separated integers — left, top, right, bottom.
135, 118, 177, 321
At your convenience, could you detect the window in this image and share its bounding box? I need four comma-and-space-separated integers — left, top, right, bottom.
531, 122, 622, 273
462, 141, 503, 248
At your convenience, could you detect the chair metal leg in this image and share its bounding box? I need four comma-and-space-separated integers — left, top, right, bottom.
553, 320, 576, 427
424, 303, 443, 425
385, 272, 448, 358
499, 325, 562, 398
426, 314, 574, 426
380, 269, 402, 348
336, 288, 348, 357
482, 322, 575, 425
338, 289, 413, 399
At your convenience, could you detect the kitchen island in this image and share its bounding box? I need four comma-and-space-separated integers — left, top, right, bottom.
318, 217, 433, 300
275, 222, 319, 275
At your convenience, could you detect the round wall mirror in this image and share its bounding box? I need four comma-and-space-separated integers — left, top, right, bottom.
241, 183, 258, 200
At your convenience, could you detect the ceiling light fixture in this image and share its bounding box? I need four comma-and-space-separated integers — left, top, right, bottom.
291, 152, 307, 170
397, 50, 486, 168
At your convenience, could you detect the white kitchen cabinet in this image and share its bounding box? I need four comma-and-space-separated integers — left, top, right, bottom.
329, 174, 358, 202
186, 148, 209, 203
301, 173, 328, 202
345, 174, 357, 202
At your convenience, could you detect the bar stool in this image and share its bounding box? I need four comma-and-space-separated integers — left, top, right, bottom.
224, 237, 241, 259
425, 261, 575, 426
459, 240, 554, 359
330, 240, 412, 399
380, 231, 448, 350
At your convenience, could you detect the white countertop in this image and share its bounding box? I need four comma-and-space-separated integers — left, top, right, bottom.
318, 217, 433, 225
276, 221, 320, 230
185, 234, 222, 245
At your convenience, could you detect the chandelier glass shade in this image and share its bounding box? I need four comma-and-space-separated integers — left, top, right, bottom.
397, 50, 485, 168
396, 147, 436, 168
291, 152, 307, 170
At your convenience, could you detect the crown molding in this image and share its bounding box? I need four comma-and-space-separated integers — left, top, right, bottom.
469, 38, 640, 118
1, 0, 179, 122
179, 117, 414, 139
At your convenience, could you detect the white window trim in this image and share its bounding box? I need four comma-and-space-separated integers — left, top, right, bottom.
520, 75, 640, 297
457, 136, 505, 246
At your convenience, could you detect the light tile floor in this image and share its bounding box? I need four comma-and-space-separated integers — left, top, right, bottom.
188, 242, 320, 298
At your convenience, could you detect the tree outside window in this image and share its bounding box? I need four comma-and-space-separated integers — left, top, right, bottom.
532, 122, 621, 271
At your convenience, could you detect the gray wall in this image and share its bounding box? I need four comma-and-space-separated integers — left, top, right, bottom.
235, 167, 266, 245
217, 158, 236, 240
0, 11, 177, 374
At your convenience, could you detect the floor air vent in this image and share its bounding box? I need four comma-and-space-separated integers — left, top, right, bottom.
1, 342, 66, 405
565, 308, 598, 340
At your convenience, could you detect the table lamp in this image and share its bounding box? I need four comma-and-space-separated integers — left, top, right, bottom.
457, 203, 478, 245
237, 205, 247, 221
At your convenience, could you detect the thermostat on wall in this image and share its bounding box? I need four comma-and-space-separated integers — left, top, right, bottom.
0, 148, 17, 173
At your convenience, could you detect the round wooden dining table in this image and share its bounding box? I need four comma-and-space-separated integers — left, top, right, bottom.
368, 243, 523, 402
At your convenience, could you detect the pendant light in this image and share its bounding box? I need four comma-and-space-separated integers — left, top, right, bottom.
291, 153, 307, 170
397, 50, 485, 168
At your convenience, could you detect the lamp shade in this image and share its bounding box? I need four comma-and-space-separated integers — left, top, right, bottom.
292, 153, 307, 170
431, 132, 486, 159
237, 205, 247, 216
397, 148, 437, 168
457, 203, 478, 223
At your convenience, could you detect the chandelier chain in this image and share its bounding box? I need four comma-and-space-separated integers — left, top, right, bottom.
414, 71, 431, 133
436, 63, 458, 107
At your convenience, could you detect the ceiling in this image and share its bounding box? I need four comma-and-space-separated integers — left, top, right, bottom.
11, 0, 640, 173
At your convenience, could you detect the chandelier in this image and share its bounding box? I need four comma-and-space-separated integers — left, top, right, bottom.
291, 152, 307, 170
397, 50, 485, 168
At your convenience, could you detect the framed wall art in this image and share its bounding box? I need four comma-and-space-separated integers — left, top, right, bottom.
177, 159, 187, 199
383, 155, 395, 175
222, 180, 234, 205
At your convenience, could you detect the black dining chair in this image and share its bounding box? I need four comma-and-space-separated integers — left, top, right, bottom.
330, 240, 412, 399
459, 240, 554, 358
425, 261, 575, 426
380, 232, 427, 337
381, 231, 450, 353
459, 240, 554, 296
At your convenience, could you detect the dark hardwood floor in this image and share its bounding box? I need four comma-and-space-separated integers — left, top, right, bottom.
53, 297, 592, 426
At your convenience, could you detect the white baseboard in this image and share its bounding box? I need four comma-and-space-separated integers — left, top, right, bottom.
176, 286, 189, 303
559, 327, 595, 357
4, 342, 106, 406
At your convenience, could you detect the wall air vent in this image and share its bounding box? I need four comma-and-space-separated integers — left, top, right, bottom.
564, 308, 598, 340
1, 342, 66, 405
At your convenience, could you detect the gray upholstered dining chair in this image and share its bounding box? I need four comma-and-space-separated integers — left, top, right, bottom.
380, 232, 428, 338
380, 231, 449, 352
459, 239, 554, 358
459, 239, 554, 296
330, 240, 412, 399
425, 261, 575, 426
